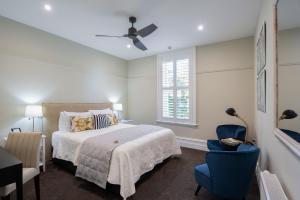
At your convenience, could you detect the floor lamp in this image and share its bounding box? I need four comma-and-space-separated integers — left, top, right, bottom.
225, 107, 248, 143
279, 109, 298, 120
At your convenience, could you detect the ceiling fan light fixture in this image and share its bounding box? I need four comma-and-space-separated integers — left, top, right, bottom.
126, 44, 131, 49
95, 16, 157, 51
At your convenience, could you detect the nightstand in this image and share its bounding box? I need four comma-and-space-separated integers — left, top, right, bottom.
3, 134, 46, 172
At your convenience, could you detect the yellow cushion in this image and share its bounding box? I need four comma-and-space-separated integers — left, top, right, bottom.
107, 114, 118, 125
71, 116, 94, 132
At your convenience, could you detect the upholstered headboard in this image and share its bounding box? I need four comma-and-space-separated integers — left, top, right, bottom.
42, 103, 112, 161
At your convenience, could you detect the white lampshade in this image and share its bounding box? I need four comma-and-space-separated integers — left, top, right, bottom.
113, 103, 123, 111
25, 105, 43, 118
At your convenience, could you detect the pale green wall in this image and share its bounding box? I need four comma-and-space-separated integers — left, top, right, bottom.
128, 37, 255, 141
0, 16, 128, 137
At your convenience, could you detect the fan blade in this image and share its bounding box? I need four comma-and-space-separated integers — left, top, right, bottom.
137, 24, 157, 38
133, 38, 147, 51
95, 34, 125, 38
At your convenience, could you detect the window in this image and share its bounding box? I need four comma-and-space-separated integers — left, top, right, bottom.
157, 47, 196, 125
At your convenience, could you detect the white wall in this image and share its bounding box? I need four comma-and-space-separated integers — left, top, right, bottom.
255, 0, 300, 199
128, 37, 255, 141
0, 16, 128, 137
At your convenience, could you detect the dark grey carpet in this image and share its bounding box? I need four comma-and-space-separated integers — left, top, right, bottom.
18, 148, 259, 200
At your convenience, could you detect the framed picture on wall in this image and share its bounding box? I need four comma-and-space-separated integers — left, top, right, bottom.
257, 70, 266, 112
256, 22, 266, 75
256, 39, 261, 74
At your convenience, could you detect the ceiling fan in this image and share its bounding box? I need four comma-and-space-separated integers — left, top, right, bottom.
96, 16, 157, 51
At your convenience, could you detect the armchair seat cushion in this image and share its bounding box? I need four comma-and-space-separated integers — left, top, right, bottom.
0, 168, 39, 196
194, 164, 212, 192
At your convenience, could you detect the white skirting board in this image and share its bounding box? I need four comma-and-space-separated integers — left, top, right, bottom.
256, 163, 288, 200
176, 136, 208, 151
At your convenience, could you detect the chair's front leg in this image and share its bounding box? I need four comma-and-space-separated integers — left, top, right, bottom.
195, 185, 201, 195
34, 175, 40, 200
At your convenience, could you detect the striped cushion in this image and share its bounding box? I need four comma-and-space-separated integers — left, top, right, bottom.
93, 114, 109, 129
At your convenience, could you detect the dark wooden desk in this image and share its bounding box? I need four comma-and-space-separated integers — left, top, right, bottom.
0, 147, 23, 200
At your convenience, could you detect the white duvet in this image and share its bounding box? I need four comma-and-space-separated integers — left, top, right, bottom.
52, 123, 181, 199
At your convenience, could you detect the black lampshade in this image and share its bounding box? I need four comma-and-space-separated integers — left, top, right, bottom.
226, 108, 237, 116
280, 110, 298, 120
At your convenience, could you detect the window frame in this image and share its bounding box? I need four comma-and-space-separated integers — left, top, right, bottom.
156, 47, 197, 126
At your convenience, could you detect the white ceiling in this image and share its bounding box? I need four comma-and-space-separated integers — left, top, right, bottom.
0, 0, 262, 60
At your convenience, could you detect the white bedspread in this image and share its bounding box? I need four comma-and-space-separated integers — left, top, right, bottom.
52, 123, 181, 199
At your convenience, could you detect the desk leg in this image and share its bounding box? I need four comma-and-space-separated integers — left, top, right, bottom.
15, 165, 23, 200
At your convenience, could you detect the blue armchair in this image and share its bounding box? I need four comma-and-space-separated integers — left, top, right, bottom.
280, 129, 300, 143
194, 144, 259, 199
207, 124, 246, 151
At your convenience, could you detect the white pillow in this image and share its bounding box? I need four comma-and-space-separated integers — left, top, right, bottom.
88, 108, 113, 115
58, 111, 92, 131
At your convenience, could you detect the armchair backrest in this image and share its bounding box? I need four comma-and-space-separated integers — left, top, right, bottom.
280, 129, 300, 142
5, 132, 41, 169
216, 124, 246, 141
206, 144, 259, 199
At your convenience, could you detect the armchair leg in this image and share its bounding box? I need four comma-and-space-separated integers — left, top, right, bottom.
194, 185, 201, 195
34, 175, 40, 200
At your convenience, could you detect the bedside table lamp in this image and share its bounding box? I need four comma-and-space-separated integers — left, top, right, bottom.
113, 103, 123, 120
225, 107, 248, 143
25, 105, 43, 132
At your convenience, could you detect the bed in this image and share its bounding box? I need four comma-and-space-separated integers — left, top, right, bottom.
43, 103, 181, 199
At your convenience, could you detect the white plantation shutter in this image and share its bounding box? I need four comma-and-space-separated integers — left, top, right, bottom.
176, 89, 189, 119
162, 89, 174, 118
157, 48, 196, 125
176, 59, 190, 120
162, 62, 174, 88
176, 59, 189, 87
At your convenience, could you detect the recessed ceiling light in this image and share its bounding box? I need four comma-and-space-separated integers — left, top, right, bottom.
197, 25, 204, 31
44, 4, 52, 11
126, 44, 131, 49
